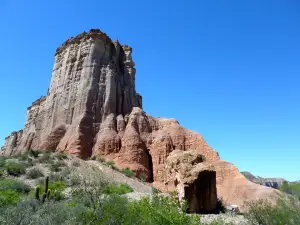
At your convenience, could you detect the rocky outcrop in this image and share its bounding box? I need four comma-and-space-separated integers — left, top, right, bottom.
241, 171, 287, 189
165, 150, 217, 213
0, 29, 275, 208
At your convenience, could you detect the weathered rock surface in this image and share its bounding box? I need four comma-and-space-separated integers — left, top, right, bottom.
1, 29, 275, 208
165, 150, 217, 213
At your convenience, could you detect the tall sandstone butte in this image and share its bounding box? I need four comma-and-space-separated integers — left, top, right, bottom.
1, 29, 274, 207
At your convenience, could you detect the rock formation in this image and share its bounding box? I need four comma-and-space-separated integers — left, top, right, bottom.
165, 150, 217, 213
0, 29, 275, 208
241, 171, 287, 189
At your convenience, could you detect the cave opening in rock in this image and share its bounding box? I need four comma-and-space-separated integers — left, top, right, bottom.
184, 170, 217, 214
146, 149, 154, 182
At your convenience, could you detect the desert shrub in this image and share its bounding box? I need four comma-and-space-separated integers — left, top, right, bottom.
17, 152, 30, 161
49, 172, 63, 182
104, 160, 115, 166
4, 162, 26, 176
121, 168, 135, 178
124, 195, 199, 225
0, 179, 30, 206
0, 169, 4, 179
23, 157, 36, 167
215, 197, 226, 214
0, 190, 21, 205
0, 189, 199, 225
245, 194, 300, 225
55, 152, 68, 160
50, 190, 65, 201
0, 156, 6, 167
138, 172, 147, 182
47, 181, 67, 191
38, 152, 52, 163
96, 156, 105, 163
104, 184, 133, 195
70, 175, 81, 186
71, 160, 81, 167
26, 167, 44, 179
152, 186, 161, 194
29, 149, 41, 158
50, 161, 66, 172
0, 179, 31, 194
61, 167, 71, 177
279, 182, 300, 200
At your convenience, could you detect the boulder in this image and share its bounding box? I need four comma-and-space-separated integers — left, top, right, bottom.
165, 150, 217, 213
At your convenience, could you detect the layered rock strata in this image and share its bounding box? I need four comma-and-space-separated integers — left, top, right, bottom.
1, 29, 275, 208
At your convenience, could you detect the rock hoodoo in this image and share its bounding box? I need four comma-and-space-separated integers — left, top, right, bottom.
165, 150, 217, 213
1, 29, 275, 208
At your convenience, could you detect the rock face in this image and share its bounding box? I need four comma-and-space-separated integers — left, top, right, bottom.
165, 150, 217, 213
1, 29, 275, 208
241, 171, 287, 189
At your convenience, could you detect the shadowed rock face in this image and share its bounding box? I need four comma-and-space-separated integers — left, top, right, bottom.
165, 150, 217, 213
1, 29, 275, 208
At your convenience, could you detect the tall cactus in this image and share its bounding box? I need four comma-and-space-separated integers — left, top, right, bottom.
35, 176, 51, 203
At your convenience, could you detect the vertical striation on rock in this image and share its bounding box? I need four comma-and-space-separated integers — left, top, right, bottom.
0, 29, 275, 208
2, 29, 142, 158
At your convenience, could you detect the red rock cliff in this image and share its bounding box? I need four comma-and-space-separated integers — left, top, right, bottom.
1, 29, 274, 207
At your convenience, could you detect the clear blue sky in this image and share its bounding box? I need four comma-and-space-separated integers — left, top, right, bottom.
0, 0, 299, 181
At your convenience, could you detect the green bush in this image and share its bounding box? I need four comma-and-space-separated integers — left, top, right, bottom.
48, 172, 63, 182
55, 153, 68, 160
0, 179, 31, 193
29, 149, 41, 158
138, 172, 147, 182
104, 184, 133, 195
121, 168, 135, 178
26, 168, 44, 179
245, 194, 300, 225
17, 152, 30, 161
0, 156, 7, 167
70, 175, 81, 186
0, 191, 200, 225
96, 156, 105, 163
50, 161, 66, 172
151, 187, 161, 194
4, 162, 26, 176
279, 182, 300, 200
0, 190, 21, 205
38, 152, 52, 163
104, 161, 115, 166
71, 160, 81, 167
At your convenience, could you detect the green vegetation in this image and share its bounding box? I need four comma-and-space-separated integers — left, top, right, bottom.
38, 152, 52, 163
245, 194, 300, 225
104, 184, 134, 195
0, 179, 31, 206
0, 190, 21, 205
50, 160, 66, 172
71, 160, 80, 167
0, 156, 7, 167
0, 179, 31, 193
121, 168, 135, 178
279, 182, 300, 200
26, 167, 44, 179
55, 153, 68, 160
4, 161, 26, 176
